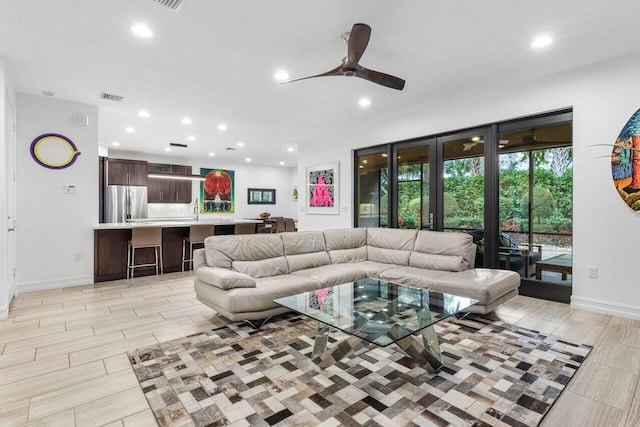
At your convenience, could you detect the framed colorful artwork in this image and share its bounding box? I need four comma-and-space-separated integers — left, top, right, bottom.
247, 188, 276, 204
200, 168, 235, 213
306, 162, 339, 214
612, 108, 640, 211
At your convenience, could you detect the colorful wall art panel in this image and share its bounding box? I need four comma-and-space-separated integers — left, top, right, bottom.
200, 168, 235, 213
30, 133, 81, 169
306, 163, 339, 214
612, 109, 640, 211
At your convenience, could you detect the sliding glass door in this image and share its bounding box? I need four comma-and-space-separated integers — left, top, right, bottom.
498, 117, 573, 289
354, 110, 572, 302
355, 147, 389, 228
393, 139, 435, 229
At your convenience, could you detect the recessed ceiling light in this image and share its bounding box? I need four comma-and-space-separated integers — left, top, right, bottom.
165, 147, 172, 152
274, 70, 289, 81
125, 126, 135, 133
471, 136, 481, 142
187, 135, 196, 141
138, 110, 150, 118
131, 24, 153, 38
359, 165, 364, 169
41, 90, 55, 97
381, 153, 388, 158
218, 124, 227, 131
279, 161, 285, 166
245, 157, 251, 162
181, 117, 192, 125
237, 142, 244, 147
111, 142, 120, 146
208, 152, 215, 157
362, 159, 368, 164
287, 147, 294, 152
531, 35, 553, 48
359, 97, 371, 107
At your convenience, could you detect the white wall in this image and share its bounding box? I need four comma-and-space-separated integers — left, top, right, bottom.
108, 150, 298, 219
16, 94, 98, 294
298, 52, 640, 319
0, 58, 16, 318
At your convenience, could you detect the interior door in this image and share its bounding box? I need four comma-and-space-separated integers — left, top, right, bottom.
6, 94, 16, 300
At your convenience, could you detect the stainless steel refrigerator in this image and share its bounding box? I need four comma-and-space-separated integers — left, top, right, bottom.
105, 185, 148, 223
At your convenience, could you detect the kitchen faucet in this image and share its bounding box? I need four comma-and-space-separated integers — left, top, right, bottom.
194, 198, 199, 221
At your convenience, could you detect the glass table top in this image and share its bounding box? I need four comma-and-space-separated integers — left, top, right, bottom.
274, 278, 478, 347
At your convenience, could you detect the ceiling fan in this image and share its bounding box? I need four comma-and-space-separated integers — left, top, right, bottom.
282, 23, 405, 91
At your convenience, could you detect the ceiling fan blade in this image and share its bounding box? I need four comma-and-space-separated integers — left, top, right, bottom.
344, 23, 371, 69
281, 64, 344, 85
355, 65, 405, 90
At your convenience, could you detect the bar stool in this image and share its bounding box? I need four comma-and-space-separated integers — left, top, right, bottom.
182, 224, 215, 272
234, 222, 256, 234
127, 227, 163, 279
284, 218, 297, 232
273, 217, 286, 233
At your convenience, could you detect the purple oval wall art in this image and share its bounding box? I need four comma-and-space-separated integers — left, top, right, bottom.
30, 133, 81, 170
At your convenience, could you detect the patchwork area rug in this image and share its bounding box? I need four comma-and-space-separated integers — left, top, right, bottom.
128, 314, 591, 427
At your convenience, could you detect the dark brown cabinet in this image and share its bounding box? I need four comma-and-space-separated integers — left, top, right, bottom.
147, 163, 192, 203
107, 159, 148, 186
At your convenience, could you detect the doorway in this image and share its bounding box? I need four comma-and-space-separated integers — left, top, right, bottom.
5, 94, 16, 302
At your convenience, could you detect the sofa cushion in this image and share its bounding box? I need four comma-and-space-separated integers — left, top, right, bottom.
409, 252, 467, 272
195, 274, 321, 314
430, 269, 520, 305
367, 227, 418, 250
291, 263, 367, 287
324, 228, 368, 264
366, 228, 417, 266
281, 231, 331, 272
413, 230, 475, 268
204, 234, 285, 267
195, 266, 256, 289
232, 257, 289, 279
379, 266, 450, 289
351, 260, 401, 279
367, 246, 412, 266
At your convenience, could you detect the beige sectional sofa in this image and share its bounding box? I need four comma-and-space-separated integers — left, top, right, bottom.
193, 227, 520, 322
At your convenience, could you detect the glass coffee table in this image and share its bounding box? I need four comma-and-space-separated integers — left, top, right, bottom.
274, 278, 478, 373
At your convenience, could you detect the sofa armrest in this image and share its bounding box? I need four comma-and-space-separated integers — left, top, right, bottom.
195, 266, 256, 290
193, 248, 206, 270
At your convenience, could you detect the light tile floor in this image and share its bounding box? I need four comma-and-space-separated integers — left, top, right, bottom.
0, 272, 638, 426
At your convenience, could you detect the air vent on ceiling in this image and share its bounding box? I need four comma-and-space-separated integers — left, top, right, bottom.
151, 0, 184, 12
225, 147, 236, 151
170, 142, 187, 148
99, 92, 124, 102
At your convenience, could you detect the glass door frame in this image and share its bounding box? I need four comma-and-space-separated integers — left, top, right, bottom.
390, 137, 436, 230
353, 144, 392, 228
496, 110, 573, 300
436, 126, 499, 267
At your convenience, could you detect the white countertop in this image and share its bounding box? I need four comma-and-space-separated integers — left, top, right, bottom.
93, 218, 262, 230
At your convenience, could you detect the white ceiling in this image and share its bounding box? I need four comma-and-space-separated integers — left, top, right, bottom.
2, 0, 639, 167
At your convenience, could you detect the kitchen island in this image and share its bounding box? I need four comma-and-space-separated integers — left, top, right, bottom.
93, 219, 261, 282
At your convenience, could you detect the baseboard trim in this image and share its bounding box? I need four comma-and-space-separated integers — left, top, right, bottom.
0, 305, 8, 320
16, 275, 94, 295
571, 295, 640, 320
